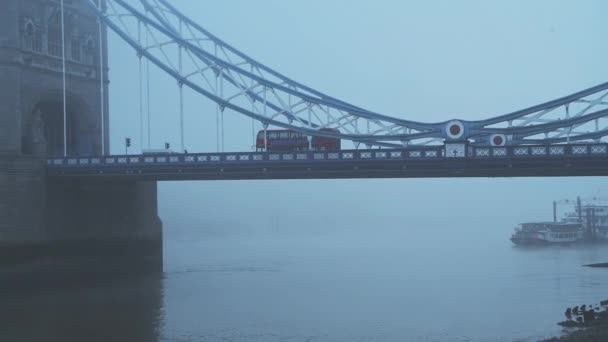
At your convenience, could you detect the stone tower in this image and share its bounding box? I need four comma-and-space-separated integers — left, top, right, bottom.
0, 0, 108, 157
0, 1, 162, 276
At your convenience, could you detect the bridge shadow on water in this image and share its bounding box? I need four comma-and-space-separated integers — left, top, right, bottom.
0, 245, 166, 342
0, 271, 165, 342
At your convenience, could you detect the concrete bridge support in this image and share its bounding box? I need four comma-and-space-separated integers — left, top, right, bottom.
0, 155, 162, 286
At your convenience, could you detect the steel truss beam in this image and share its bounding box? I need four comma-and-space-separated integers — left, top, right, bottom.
86, 0, 608, 147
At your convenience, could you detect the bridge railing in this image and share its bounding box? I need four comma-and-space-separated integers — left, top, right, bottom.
468, 144, 608, 159
46, 143, 608, 168
47, 147, 441, 168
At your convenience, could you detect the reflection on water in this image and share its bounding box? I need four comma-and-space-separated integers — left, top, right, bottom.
0, 273, 164, 342
1, 224, 608, 342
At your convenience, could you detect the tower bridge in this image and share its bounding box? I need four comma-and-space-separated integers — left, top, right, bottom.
1, 0, 608, 272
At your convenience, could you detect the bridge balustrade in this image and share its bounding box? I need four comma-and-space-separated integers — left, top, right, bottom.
46, 143, 608, 169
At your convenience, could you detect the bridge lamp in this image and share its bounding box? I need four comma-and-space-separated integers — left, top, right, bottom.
165, 142, 171, 150
125, 137, 131, 154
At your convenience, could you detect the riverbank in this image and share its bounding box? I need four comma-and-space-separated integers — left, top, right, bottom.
543, 325, 608, 341
543, 301, 608, 342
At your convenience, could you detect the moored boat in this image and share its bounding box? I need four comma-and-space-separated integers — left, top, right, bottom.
511, 196, 608, 245
511, 222, 583, 245
563, 202, 608, 241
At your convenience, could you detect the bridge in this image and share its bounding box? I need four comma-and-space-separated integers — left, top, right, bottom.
1, 0, 607, 277
48, 143, 608, 180
47, 0, 608, 180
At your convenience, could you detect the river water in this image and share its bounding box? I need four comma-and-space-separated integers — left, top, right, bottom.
2, 226, 608, 341
2, 181, 608, 342
158, 226, 608, 342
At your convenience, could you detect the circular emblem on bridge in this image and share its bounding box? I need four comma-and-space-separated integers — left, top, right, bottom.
490, 134, 507, 146
445, 120, 465, 140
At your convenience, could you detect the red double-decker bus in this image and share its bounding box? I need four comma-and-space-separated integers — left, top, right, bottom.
311, 128, 341, 151
256, 130, 309, 151
256, 128, 341, 152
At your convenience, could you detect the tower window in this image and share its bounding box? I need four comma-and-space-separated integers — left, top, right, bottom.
25, 22, 34, 36
71, 37, 81, 62
47, 15, 62, 57
83, 37, 95, 65
22, 19, 42, 53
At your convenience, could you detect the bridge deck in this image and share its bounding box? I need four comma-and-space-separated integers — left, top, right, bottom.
46, 144, 608, 181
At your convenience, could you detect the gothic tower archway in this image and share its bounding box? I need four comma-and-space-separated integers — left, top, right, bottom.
24, 93, 96, 157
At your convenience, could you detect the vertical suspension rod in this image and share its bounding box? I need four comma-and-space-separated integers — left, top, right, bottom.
145, 13, 151, 149
214, 43, 220, 152
251, 64, 255, 150
61, 0, 67, 157
138, 20, 144, 150
178, 19, 185, 152
264, 124, 268, 151
220, 70, 224, 153
98, 0, 105, 155
263, 87, 268, 150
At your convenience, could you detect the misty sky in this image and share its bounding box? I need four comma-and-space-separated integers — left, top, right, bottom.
104, 1, 608, 234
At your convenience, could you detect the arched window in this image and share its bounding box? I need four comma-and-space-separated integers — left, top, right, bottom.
22, 18, 42, 53
71, 36, 82, 62
25, 21, 34, 36
47, 12, 62, 57
83, 36, 95, 65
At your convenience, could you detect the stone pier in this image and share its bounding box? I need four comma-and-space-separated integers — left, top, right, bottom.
0, 0, 163, 284
0, 154, 162, 287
